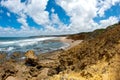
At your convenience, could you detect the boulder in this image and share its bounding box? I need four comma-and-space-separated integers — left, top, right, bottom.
10, 52, 21, 59
25, 50, 38, 66
25, 50, 37, 60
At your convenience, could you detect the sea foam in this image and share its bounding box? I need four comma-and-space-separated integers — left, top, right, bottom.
0, 37, 56, 51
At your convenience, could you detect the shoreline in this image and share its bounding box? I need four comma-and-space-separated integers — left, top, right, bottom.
55, 37, 83, 50
0, 36, 83, 80
0, 37, 83, 60
37, 37, 83, 62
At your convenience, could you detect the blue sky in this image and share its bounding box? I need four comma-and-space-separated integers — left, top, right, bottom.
0, 0, 120, 37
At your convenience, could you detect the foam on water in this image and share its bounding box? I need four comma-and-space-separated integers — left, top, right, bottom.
0, 37, 70, 60
0, 37, 56, 52
59, 43, 70, 49
0, 37, 55, 45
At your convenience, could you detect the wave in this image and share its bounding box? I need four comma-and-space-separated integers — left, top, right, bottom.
0, 37, 55, 45
0, 47, 15, 51
0, 37, 56, 51
59, 43, 70, 49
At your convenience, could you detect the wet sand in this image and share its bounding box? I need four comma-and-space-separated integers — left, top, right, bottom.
54, 37, 83, 50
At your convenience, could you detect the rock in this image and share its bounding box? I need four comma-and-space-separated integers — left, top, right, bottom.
37, 68, 50, 79
6, 76, 18, 80
25, 50, 37, 60
0, 63, 18, 80
10, 52, 20, 59
29, 67, 39, 77
47, 68, 57, 76
25, 50, 38, 66
39, 60, 59, 68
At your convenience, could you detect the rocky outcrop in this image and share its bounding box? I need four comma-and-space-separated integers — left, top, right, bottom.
48, 23, 120, 80
6, 76, 18, 80
25, 50, 37, 60
0, 63, 18, 80
25, 50, 38, 67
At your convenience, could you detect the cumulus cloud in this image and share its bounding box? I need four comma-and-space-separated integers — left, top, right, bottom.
0, 26, 44, 37
1, 0, 25, 14
99, 16, 119, 28
56, 0, 119, 32
56, 0, 97, 32
25, 0, 49, 25
0, 0, 50, 36
1, 0, 49, 25
0, 0, 120, 36
97, 0, 120, 17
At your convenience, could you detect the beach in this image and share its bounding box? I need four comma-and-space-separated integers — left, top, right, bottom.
55, 37, 83, 50
60, 37, 83, 50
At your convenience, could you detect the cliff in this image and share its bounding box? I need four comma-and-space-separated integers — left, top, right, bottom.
50, 23, 120, 80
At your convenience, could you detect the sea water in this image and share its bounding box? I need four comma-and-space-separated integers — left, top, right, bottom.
0, 37, 69, 55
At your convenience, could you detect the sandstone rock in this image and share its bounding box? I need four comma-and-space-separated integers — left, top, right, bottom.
25, 50, 38, 66
38, 59, 60, 69
29, 67, 39, 77
47, 68, 57, 76
25, 50, 37, 60
0, 63, 18, 80
6, 76, 18, 80
37, 68, 50, 79
10, 52, 21, 59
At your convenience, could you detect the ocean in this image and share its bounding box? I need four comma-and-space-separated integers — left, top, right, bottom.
0, 37, 69, 54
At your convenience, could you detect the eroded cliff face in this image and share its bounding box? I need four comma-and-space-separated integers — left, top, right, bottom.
53, 24, 120, 80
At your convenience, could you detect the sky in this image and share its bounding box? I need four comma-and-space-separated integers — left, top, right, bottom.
0, 0, 120, 37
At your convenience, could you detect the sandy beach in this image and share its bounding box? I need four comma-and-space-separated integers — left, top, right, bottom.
55, 37, 83, 50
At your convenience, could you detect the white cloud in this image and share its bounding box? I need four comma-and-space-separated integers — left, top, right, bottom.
1, 0, 25, 14
0, 26, 44, 37
0, 0, 120, 36
56, 0, 99, 32
1, 0, 49, 25
25, 0, 49, 25
0, 0, 50, 36
56, 0, 119, 33
97, 0, 120, 17
17, 18, 28, 27
0, 27, 17, 37
99, 16, 119, 28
